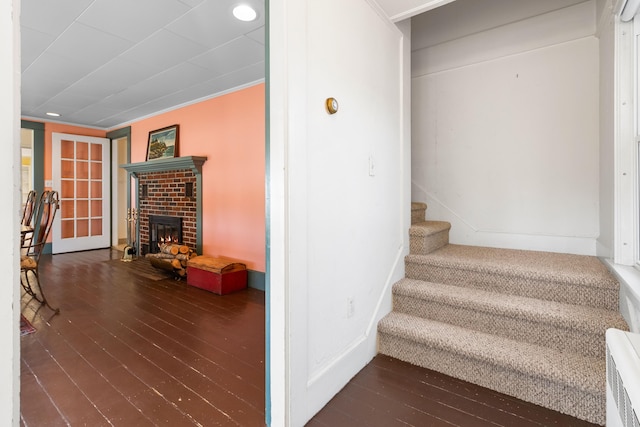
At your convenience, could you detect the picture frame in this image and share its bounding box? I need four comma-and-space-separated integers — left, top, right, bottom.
146, 124, 179, 161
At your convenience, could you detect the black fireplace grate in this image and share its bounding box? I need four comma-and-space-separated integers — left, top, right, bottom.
148, 215, 183, 254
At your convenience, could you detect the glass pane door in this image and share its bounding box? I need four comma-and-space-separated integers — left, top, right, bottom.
52, 133, 110, 253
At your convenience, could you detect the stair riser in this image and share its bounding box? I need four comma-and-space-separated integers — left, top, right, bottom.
411, 209, 426, 225
378, 332, 603, 425
411, 203, 427, 224
393, 294, 607, 357
404, 261, 618, 311
409, 230, 449, 255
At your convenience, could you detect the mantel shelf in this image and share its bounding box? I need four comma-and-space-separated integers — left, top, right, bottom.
121, 156, 207, 176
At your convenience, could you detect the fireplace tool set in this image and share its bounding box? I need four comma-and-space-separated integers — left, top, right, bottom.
122, 208, 138, 262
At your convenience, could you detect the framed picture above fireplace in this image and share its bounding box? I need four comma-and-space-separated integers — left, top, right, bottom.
146, 124, 179, 161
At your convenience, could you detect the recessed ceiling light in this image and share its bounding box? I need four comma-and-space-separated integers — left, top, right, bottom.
46, 112, 61, 117
233, 4, 257, 22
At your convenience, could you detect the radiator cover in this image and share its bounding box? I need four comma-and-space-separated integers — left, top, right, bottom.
606, 328, 640, 427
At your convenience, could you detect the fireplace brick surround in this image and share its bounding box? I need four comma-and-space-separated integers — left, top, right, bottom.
121, 156, 207, 256
139, 171, 196, 254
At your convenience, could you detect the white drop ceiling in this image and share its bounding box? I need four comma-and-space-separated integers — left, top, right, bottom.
21, 0, 265, 129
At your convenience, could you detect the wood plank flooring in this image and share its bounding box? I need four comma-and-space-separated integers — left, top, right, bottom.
20, 249, 266, 427
308, 355, 599, 427
20, 249, 600, 426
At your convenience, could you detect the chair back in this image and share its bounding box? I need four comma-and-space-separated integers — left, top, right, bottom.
25, 190, 59, 260
21, 190, 37, 227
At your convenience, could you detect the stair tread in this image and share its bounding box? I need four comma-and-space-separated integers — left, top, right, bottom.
406, 244, 618, 290
393, 278, 628, 333
409, 221, 451, 236
378, 312, 604, 393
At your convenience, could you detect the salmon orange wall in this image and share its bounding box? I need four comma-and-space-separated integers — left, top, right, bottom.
127, 83, 266, 272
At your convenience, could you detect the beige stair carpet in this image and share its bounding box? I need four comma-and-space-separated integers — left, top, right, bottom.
405, 244, 620, 310
378, 210, 628, 426
379, 312, 605, 424
392, 278, 627, 357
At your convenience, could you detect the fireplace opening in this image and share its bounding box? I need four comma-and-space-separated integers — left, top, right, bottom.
148, 215, 183, 254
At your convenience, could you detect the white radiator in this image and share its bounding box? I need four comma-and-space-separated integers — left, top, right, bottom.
606, 328, 640, 427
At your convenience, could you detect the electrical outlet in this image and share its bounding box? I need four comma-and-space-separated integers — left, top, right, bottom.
45, 180, 53, 188
347, 297, 354, 318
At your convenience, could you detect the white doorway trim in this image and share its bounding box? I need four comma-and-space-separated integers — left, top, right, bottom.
111, 136, 129, 248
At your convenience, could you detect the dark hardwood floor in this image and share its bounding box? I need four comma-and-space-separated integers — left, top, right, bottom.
20, 249, 599, 426
308, 355, 599, 427
20, 249, 266, 426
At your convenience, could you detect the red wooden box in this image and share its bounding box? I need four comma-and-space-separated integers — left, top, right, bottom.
186, 256, 247, 295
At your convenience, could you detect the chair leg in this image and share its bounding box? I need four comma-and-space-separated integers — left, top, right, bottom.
20, 270, 38, 299
21, 270, 60, 314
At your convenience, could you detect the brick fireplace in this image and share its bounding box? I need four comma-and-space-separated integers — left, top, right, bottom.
121, 156, 207, 256
138, 170, 196, 255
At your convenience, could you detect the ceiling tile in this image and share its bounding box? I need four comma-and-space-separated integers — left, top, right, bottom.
123, 63, 212, 101
121, 98, 185, 120
246, 26, 266, 45
93, 89, 154, 112
22, 51, 95, 88
77, 0, 192, 43
70, 104, 125, 127
44, 22, 132, 72
198, 61, 265, 95
215, 61, 265, 86
119, 29, 208, 68
166, 0, 265, 48
20, 27, 55, 71
21, 78, 67, 112
21, 0, 94, 36
91, 110, 139, 127
189, 37, 265, 76
176, 0, 206, 6
65, 59, 150, 100
76, 103, 124, 117
38, 92, 101, 116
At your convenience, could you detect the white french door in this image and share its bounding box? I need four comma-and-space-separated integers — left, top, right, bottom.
52, 133, 111, 254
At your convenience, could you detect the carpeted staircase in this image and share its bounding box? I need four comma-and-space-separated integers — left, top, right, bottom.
377, 202, 629, 425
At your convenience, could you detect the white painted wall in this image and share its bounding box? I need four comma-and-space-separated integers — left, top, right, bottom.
1, 0, 21, 424
411, 0, 601, 255
269, 0, 409, 424
411, 0, 590, 51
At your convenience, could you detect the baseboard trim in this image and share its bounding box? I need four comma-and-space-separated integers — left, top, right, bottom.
248, 269, 266, 291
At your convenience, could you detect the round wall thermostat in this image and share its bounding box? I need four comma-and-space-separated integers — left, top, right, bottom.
326, 97, 338, 114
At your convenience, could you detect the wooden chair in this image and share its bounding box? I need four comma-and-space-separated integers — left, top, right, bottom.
20, 190, 60, 314
21, 190, 37, 227
20, 190, 37, 248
